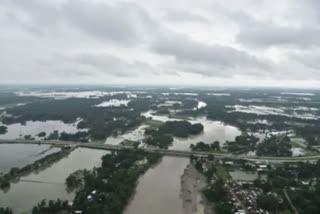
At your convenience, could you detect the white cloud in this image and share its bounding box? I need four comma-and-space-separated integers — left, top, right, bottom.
1, 0, 320, 87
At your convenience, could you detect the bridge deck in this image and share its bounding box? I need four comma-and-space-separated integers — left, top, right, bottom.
1, 139, 320, 162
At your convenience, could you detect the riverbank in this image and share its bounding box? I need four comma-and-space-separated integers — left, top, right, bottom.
0, 146, 73, 190
0, 148, 108, 213
180, 163, 214, 214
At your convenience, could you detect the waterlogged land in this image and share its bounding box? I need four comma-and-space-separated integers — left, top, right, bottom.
105, 125, 149, 145
125, 157, 190, 214
0, 144, 60, 174
0, 120, 85, 140
1, 87, 320, 213
0, 148, 107, 214
105, 111, 240, 150
142, 111, 241, 150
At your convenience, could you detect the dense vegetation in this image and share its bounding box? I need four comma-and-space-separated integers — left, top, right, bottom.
203, 178, 233, 214
288, 187, 320, 214
296, 125, 320, 146
190, 134, 259, 154
145, 133, 173, 149
252, 160, 320, 214
70, 151, 160, 213
256, 194, 280, 213
146, 120, 203, 138
37, 132, 46, 137
256, 135, 292, 157
59, 131, 89, 142
32, 199, 72, 214
4, 88, 320, 213
0, 147, 71, 190
62, 150, 161, 214
225, 134, 259, 154
0, 126, 7, 135
1, 96, 151, 140
190, 141, 221, 151
0, 208, 13, 214
144, 120, 203, 148
0, 92, 44, 105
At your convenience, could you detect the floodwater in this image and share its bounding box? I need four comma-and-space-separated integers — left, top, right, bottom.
96, 99, 130, 107
0, 120, 84, 140
16, 91, 141, 99
123, 113, 241, 214
228, 105, 320, 120
104, 111, 240, 150
291, 147, 305, 156
196, 101, 207, 109
0, 144, 60, 174
104, 111, 240, 214
0, 148, 107, 214
105, 125, 148, 145
125, 157, 190, 214
142, 111, 241, 150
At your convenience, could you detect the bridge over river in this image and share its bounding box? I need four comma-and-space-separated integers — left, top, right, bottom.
1, 139, 320, 163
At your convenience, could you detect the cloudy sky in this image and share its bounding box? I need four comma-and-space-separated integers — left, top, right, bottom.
1, 0, 320, 87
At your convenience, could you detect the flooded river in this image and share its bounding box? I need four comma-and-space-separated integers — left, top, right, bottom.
0, 120, 84, 140
121, 112, 242, 214
144, 111, 240, 150
105, 111, 241, 151
1, 111, 241, 214
0, 144, 60, 174
105, 125, 148, 145
125, 157, 190, 214
0, 148, 107, 214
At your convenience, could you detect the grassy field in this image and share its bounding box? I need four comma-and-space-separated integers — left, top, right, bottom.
290, 137, 307, 148
216, 165, 231, 180
144, 119, 163, 129
278, 209, 292, 214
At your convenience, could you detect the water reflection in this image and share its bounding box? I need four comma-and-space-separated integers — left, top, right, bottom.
0, 144, 59, 174
105, 111, 240, 151
0, 148, 107, 214
105, 125, 148, 145
125, 157, 189, 214
0, 120, 85, 140
142, 111, 241, 150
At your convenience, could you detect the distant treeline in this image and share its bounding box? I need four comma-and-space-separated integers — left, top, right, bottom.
145, 120, 203, 148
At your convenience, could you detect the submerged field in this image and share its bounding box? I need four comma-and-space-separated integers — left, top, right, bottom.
1, 86, 320, 213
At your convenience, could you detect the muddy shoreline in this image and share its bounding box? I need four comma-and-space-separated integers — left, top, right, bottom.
180, 164, 214, 214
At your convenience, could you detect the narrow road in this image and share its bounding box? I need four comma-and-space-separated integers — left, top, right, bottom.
19, 179, 62, 185
283, 188, 300, 214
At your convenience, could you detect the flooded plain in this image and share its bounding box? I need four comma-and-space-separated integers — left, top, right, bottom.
105, 125, 148, 145
0, 144, 60, 174
227, 105, 320, 120
125, 157, 190, 214
0, 120, 85, 140
15, 91, 142, 99
96, 99, 130, 107
143, 111, 241, 150
0, 109, 242, 214
104, 111, 241, 150
123, 112, 241, 214
0, 148, 107, 214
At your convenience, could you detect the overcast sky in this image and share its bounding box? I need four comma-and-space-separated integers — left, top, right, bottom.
1, 0, 320, 88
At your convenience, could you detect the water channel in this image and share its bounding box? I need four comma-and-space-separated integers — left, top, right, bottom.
1, 111, 241, 214
0, 144, 60, 174
105, 111, 241, 150
121, 111, 241, 214
0, 120, 84, 140
0, 148, 107, 214
124, 157, 190, 214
